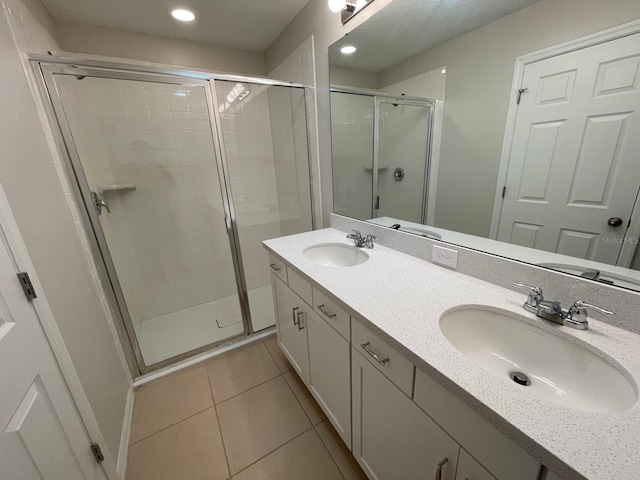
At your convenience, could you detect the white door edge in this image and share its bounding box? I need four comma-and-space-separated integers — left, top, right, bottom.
490, 19, 640, 240
0, 182, 124, 480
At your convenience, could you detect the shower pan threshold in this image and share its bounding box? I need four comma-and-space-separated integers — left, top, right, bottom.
139, 285, 275, 365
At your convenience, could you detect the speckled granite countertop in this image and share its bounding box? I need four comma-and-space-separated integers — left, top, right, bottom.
263, 228, 640, 480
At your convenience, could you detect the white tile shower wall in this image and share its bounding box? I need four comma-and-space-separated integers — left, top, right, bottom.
59, 76, 237, 330
267, 36, 322, 229
268, 85, 313, 237
217, 81, 282, 292
330, 92, 374, 220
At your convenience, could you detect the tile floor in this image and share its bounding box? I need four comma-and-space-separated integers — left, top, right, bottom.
126, 335, 367, 480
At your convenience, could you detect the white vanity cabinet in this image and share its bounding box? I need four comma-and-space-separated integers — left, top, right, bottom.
272, 274, 310, 384
272, 269, 352, 447
352, 346, 460, 480
307, 307, 351, 447
456, 449, 497, 480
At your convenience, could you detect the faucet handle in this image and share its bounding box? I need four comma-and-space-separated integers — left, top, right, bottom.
512, 283, 542, 295
513, 283, 543, 314
571, 300, 614, 317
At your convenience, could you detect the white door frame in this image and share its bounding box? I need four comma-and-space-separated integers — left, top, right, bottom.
0, 182, 126, 480
490, 19, 640, 267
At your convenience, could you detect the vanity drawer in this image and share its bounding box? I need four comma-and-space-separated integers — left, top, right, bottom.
268, 254, 287, 283
413, 368, 540, 480
287, 267, 313, 307
351, 319, 414, 396
312, 287, 350, 341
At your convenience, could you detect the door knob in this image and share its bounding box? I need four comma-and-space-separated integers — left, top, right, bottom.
91, 191, 110, 216
608, 217, 624, 227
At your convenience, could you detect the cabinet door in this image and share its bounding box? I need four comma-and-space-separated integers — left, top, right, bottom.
273, 275, 309, 384
352, 347, 459, 480
307, 309, 351, 447
456, 449, 497, 480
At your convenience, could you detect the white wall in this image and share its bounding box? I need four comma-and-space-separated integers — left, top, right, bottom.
53, 20, 266, 76
0, 0, 130, 469
376, 0, 640, 237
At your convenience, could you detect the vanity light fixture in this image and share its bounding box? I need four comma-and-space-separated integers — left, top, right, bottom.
328, 0, 374, 24
169, 7, 196, 22
340, 45, 357, 54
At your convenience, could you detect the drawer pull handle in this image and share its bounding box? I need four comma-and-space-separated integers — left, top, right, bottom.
292, 306, 299, 326
270, 263, 282, 271
297, 310, 305, 330
317, 304, 337, 319
434, 457, 448, 480
361, 342, 389, 366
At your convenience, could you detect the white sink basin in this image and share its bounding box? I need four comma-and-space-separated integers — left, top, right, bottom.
303, 243, 369, 267
440, 307, 637, 413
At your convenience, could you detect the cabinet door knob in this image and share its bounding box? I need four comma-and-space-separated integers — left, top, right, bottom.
434, 457, 448, 480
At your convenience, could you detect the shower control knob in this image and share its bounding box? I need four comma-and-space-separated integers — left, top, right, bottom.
608, 217, 624, 227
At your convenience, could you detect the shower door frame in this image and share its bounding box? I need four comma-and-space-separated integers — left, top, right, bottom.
330, 87, 435, 223
32, 58, 314, 376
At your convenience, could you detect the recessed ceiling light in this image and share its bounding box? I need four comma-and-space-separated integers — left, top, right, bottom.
341, 45, 357, 54
170, 7, 196, 22
328, 0, 347, 13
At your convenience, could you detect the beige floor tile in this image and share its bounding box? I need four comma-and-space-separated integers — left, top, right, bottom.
217, 376, 312, 474
126, 408, 228, 480
316, 420, 367, 480
284, 371, 325, 425
232, 429, 343, 480
206, 342, 281, 403
263, 336, 292, 373
130, 367, 213, 443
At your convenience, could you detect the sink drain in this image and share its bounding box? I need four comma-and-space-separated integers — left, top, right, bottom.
510, 371, 531, 386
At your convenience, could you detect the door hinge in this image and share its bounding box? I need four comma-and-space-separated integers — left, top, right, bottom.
516, 88, 529, 105
91, 443, 105, 463
502, 186, 507, 198
17, 272, 37, 300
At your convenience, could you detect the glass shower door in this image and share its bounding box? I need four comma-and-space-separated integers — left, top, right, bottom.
214, 80, 313, 332
43, 66, 247, 370
375, 98, 433, 224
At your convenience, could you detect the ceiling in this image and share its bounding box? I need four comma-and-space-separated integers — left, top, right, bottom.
329, 0, 542, 72
40, 0, 313, 52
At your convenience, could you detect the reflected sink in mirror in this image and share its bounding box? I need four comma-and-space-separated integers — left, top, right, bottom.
537, 263, 640, 290
400, 226, 442, 240
303, 243, 369, 267
440, 307, 637, 414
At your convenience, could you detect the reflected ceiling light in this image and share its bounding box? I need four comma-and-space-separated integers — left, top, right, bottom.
340, 45, 357, 54
328, 0, 348, 13
170, 7, 196, 22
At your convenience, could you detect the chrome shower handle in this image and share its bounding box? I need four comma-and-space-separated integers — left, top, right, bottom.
91, 191, 110, 215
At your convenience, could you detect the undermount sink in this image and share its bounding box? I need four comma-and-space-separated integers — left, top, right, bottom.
440, 307, 637, 414
303, 243, 369, 267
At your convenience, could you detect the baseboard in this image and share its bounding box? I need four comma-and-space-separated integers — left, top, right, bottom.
116, 386, 135, 479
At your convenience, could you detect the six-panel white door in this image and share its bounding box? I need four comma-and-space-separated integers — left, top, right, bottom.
497, 33, 640, 265
0, 212, 106, 479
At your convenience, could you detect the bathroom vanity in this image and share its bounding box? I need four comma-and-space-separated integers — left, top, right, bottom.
264, 228, 640, 480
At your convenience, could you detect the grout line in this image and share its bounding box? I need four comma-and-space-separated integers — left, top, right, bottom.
282, 369, 318, 427
207, 364, 233, 478
314, 422, 349, 480
129, 404, 216, 446
229, 423, 317, 477
214, 370, 283, 406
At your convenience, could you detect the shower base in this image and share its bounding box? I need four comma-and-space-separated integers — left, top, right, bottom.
138, 285, 275, 365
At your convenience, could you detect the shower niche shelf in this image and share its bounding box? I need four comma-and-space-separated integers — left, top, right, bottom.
96, 184, 136, 194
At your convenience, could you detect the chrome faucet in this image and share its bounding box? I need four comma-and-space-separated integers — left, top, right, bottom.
346, 230, 376, 249
513, 283, 614, 330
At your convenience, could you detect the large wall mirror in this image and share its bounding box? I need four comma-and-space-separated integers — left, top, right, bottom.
328, 0, 640, 292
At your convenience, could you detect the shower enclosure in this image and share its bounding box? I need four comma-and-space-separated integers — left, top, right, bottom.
330, 89, 434, 224
34, 61, 314, 374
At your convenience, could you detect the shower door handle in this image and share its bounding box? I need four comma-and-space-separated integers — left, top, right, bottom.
91, 191, 110, 216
